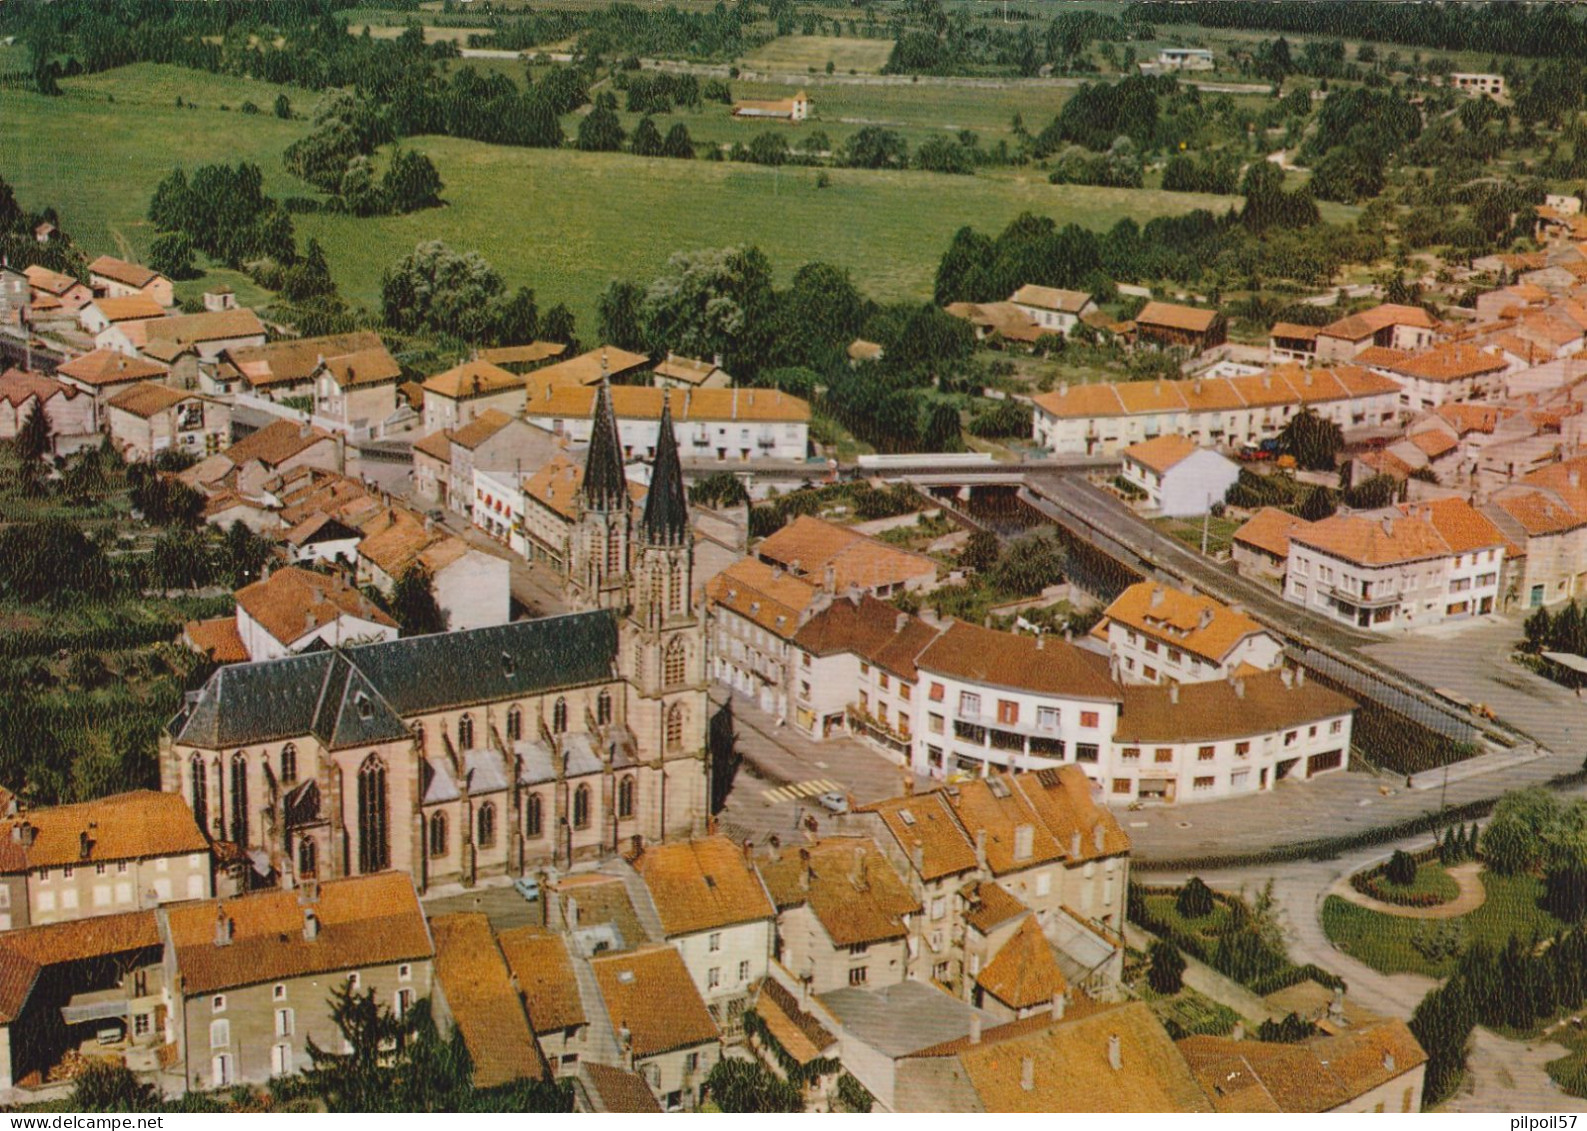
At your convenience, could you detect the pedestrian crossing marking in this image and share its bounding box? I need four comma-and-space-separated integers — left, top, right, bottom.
760, 778, 842, 804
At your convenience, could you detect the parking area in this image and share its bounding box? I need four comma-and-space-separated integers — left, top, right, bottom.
422, 881, 548, 932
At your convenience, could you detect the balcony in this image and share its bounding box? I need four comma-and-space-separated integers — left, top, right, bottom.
1315, 580, 1400, 608
848, 708, 911, 756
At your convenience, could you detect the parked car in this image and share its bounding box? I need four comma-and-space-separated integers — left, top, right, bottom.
513, 876, 540, 902
817, 791, 849, 815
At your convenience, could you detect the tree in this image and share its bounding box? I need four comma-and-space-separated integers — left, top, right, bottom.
747, 131, 790, 167
577, 104, 626, 152
282, 237, 336, 303
641, 246, 776, 378
1386, 849, 1418, 887
383, 149, 444, 213
492, 287, 540, 347
774, 261, 869, 371
541, 303, 579, 350
703, 1058, 802, 1113
220, 521, 272, 589
72, 1063, 158, 1112
1147, 939, 1187, 995
381, 241, 509, 342
631, 116, 665, 158
840, 126, 908, 169
958, 530, 1000, 572
689, 470, 750, 508
1342, 473, 1397, 510
275, 93, 293, 120
597, 280, 647, 351
392, 564, 447, 636
1276, 407, 1343, 471
1176, 876, 1216, 919
15, 400, 53, 463
1297, 486, 1337, 522
148, 231, 197, 280
661, 123, 696, 159
1482, 787, 1562, 875
987, 531, 1066, 596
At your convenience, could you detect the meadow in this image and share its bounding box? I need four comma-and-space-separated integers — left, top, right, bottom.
741, 34, 895, 75
1, 64, 1241, 329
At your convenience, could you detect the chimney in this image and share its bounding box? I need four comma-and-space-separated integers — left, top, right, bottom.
1107, 1034, 1122, 1071
1059, 381, 1069, 397
1149, 586, 1165, 608
631, 833, 644, 858
1296, 667, 1305, 686
1052, 991, 1065, 1019
799, 847, 812, 891
1231, 1021, 1245, 1041
850, 846, 866, 887
969, 1015, 982, 1045
1169, 683, 1179, 704
896, 612, 909, 633
904, 776, 915, 797
1281, 667, 1294, 688
1198, 608, 1213, 630
1234, 678, 1246, 699
1382, 516, 1395, 537
214, 907, 233, 947
1036, 633, 1045, 650
912, 842, 925, 875
974, 829, 987, 870
1020, 1055, 1035, 1092
713, 352, 723, 370
1571, 469, 1581, 489
303, 907, 320, 941
823, 562, 836, 594
768, 834, 781, 862
79, 830, 92, 860
743, 838, 755, 864
1383, 1052, 1396, 1073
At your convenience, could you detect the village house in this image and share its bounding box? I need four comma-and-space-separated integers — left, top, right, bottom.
588, 944, 721, 1110
429, 913, 546, 1089
182, 420, 342, 502
1314, 303, 1443, 363
1284, 498, 1507, 629
531, 346, 652, 388
22, 265, 92, 313
165, 873, 434, 1092
1009, 285, 1097, 338
105, 382, 229, 462
356, 506, 511, 631
0, 790, 211, 930
0, 368, 97, 453
1119, 435, 1239, 517
652, 352, 730, 390
414, 409, 564, 519
311, 342, 406, 439
497, 926, 590, 1079
944, 300, 1047, 347
1231, 507, 1313, 580
1029, 366, 1400, 456
706, 556, 821, 720
280, 513, 363, 568
1485, 455, 1587, 609
1267, 322, 1319, 364
1179, 1019, 1428, 1113
1356, 342, 1510, 412
225, 565, 398, 662
422, 359, 527, 434
477, 341, 568, 374
1094, 581, 1284, 686
82, 294, 167, 349
524, 383, 810, 463
732, 90, 810, 121
132, 310, 268, 364
1132, 302, 1226, 355
1445, 72, 1503, 97
756, 836, 920, 997
225, 332, 391, 402
1110, 668, 1354, 804
0, 264, 29, 326
624, 836, 776, 1039
755, 514, 938, 597
87, 256, 173, 307
53, 348, 169, 422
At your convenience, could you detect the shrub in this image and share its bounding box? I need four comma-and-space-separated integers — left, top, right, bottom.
1148, 939, 1187, 994
1176, 876, 1216, 919
1386, 849, 1417, 887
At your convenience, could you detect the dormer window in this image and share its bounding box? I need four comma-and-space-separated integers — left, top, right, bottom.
502, 652, 516, 678
355, 692, 372, 720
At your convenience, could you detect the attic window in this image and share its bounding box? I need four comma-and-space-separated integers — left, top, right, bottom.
354, 692, 372, 720
617, 970, 635, 985
899, 808, 916, 826
750, 602, 760, 615
988, 777, 1010, 799
502, 652, 516, 678
704, 875, 717, 889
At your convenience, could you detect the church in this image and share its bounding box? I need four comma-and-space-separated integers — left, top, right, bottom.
160, 383, 711, 891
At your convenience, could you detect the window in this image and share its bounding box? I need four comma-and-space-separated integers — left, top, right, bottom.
1198, 745, 1215, 761
506, 706, 523, 742
271, 1043, 293, 1077
1194, 776, 1215, 791
348, 973, 361, 991
552, 697, 568, 734
210, 1019, 230, 1050
848, 967, 868, 987
63, 864, 73, 880
928, 713, 944, 734
1330, 719, 1343, 734
1143, 665, 1158, 681
685, 1052, 700, 1075
664, 638, 687, 686
429, 812, 448, 858
573, 784, 591, 830
597, 689, 613, 726
396, 988, 413, 1017
280, 743, 297, 785
1235, 741, 1250, 757
1145, 639, 1160, 654
526, 793, 544, 838
899, 683, 911, 702
847, 942, 870, 956
357, 754, 390, 874
707, 967, 721, 989
477, 802, 497, 849
860, 663, 871, 676
1112, 779, 1133, 794
212, 995, 227, 1013
212, 1055, 233, 1089
1283, 730, 1298, 747
617, 775, 635, 819
879, 673, 890, 691
1308, 725, 1317, 738
273, 984, 287, 1002
997, 699, 1019, 725
929, 682, 945, 702
1076, 744, 1099, 763
1122, 747, 1140, 761
134, 1013, 151, 1037
708, 932, 722, 952
400, 964, 413, 982
230, 752, 249, 844
457, 714, 474, 750
959, 691, 981, 717
276, 1008, 294, 1038
931, 897, 946, 920
1037, 706, 1060, 730
1080, 711, 1099, 728
1155, 747, 1173, 763
298, 837, 317, 879
666, 703, 686, 752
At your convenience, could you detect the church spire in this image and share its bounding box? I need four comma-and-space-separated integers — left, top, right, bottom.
581, 375, 627, 513
641, 389, 690, 546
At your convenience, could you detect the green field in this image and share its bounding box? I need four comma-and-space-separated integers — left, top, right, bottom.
1320, 871, 1565, 978
2, 64, 1241, 329
742, 34, 895, 75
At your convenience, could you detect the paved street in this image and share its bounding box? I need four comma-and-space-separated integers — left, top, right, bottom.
712, 688, 926, 846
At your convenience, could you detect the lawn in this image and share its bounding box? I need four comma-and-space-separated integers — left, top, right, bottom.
1141, 984, 1243, 1039
1, 65, 1241, 330
1154, 513, 1243, 557
1143, 891, 1235, 943
1383, 861, 1462, 903
1321, 871, 1566, 978
742, 35, 896, 75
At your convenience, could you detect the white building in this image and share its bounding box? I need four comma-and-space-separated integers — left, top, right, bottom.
1095, 581, 1284, 686
1119, 435, 1240, 517
472, 467, 531, 560
1357, 343, 1510, 413
1155, 47, 1213, 70
1009, 285, 1097, 339
527, 383, 809, 464
1284, 499, 1506, 630
233, 566, 398, 661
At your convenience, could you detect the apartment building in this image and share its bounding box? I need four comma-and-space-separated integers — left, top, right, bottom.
1095, 581, 1284, 686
